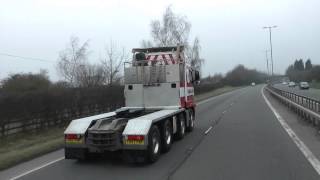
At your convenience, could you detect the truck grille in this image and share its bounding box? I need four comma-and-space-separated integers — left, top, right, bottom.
87, 131, 118, 148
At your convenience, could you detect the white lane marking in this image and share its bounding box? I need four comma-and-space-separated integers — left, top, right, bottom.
9, 157, 64, 180
204, 126, 213, 135
261, 86, 320, 176
222, 110, 227, 114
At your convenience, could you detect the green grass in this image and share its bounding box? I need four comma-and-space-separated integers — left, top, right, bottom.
0, 128, 64, 170
0, 86, 241, 170
310, 81, 320, 89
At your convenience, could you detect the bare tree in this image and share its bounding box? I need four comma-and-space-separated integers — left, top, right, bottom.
76, 64, 106, 87
101, 40, 128, 85
150, 6, 191, 46
140, 40, 153, 48
147, 6, 204, 73
57, 36, 89, 87
186, 37, 204, 72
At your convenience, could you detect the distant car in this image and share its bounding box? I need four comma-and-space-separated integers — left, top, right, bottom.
251, 82, 256, 86
282, 82, 288, 85
288, 82, 296, 87
299, 82, 309, 89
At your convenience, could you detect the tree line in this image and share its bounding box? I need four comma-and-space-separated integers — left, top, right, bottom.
285, 59, 320, 82
201, 65, 268, 86
56, 6, 204, 88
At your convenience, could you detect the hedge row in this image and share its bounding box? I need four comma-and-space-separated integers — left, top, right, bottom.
0, 83, 222, 136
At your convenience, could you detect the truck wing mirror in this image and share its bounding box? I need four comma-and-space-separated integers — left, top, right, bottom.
195, 71, 200, 81
192, 71, 200, 85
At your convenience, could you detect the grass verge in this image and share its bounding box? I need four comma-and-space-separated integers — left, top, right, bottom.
0, 128, 64, 170
310, 81, 320, 89
0, 86, 241, 170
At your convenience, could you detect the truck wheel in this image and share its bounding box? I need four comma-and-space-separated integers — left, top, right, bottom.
161, 120, 173, 153
175, 113, 186, 140
146, 125, 161, 163
186, 109, 195, 132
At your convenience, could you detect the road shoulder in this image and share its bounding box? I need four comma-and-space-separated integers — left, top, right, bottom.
263, 88, 320, 164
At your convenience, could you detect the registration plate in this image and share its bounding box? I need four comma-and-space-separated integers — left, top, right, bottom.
65, 139, 83, 144
124, 140, 144, 145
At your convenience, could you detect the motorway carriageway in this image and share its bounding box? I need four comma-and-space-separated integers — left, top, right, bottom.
1, 85, 320, 180
274, 83, 320, 100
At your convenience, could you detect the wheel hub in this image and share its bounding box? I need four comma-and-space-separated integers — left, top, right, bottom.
166, 129, 171, 144
181, 121, 185, 134
153, 138, 159, 154
190, 114, 194, 127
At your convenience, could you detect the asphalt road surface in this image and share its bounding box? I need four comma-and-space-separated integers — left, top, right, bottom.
3, 85, 320, 180
274, 83, 320, 100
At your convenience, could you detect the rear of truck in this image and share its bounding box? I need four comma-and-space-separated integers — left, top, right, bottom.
64, 46, 199, 162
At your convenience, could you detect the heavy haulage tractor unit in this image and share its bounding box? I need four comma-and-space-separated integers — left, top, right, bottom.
64, 45, 200, 163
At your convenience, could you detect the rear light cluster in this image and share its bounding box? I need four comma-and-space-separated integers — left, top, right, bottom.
65, 134, 81, 140
126, 135, 144, 141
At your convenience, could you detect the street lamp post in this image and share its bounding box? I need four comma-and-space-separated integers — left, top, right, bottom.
265, 50, 270, 75
263, 26, 277, 77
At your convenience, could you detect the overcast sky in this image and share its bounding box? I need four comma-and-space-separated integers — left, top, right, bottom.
1, 0, 320, 81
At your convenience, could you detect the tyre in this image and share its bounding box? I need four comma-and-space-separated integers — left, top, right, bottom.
175, 113, 186, 140
161, 120, 173, 153
146, 125, 161, 163
186, 109, 195, 132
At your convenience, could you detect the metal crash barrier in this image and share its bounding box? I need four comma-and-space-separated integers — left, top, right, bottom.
265, 85, 320, 129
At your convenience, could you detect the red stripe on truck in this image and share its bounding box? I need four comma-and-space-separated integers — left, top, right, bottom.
180, 95, 195, 108
180, 82, 193, 87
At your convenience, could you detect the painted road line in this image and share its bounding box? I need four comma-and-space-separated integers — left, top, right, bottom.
222, 110, 227, 114
261, 87, 320, 176
9, 157, 64, 180
204, 126, 213, 135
